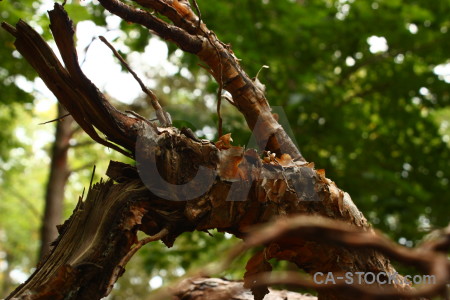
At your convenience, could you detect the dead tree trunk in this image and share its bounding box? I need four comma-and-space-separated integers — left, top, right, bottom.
2, 2, 448, 300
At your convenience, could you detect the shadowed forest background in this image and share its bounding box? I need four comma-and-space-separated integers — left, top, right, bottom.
0, 0, 449, 299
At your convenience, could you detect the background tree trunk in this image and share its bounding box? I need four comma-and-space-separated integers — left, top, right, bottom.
39, 104, 73, 260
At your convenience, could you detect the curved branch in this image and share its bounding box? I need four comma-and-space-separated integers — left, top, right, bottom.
98, 0, 305, 161
98, 0, 202, 52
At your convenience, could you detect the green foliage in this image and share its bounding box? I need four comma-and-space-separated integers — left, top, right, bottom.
0, 105, 47, 296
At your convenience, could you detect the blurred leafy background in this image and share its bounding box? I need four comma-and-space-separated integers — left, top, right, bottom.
0, 0, 449, 298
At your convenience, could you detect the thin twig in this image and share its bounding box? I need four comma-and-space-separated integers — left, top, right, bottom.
80, 36, 96, 66
99, 36, 171, 126
80, 187, 85, 201
191, 0, 202, 28
216, 68, 223, 138
38, 113, 71, 125
89, 165, 96, 192
125, 110, 153, 125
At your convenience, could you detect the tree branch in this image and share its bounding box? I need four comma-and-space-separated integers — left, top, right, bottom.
99, 0, 305, 161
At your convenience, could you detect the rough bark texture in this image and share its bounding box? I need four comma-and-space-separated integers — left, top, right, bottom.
2, 3, 439, 300
7, 177, 147, 300
39, 104, 73, 260
172, 277, 318, 300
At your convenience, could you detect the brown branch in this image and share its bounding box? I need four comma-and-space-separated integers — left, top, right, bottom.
158, 216, 450, 300
191, 0, 202, 29
247, 270, 445, 299
224, 216, 449, 299
101, 0, 305, 161
98, 0, 202, 52
230, 216, 431, 269
133, 0, 202, 34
